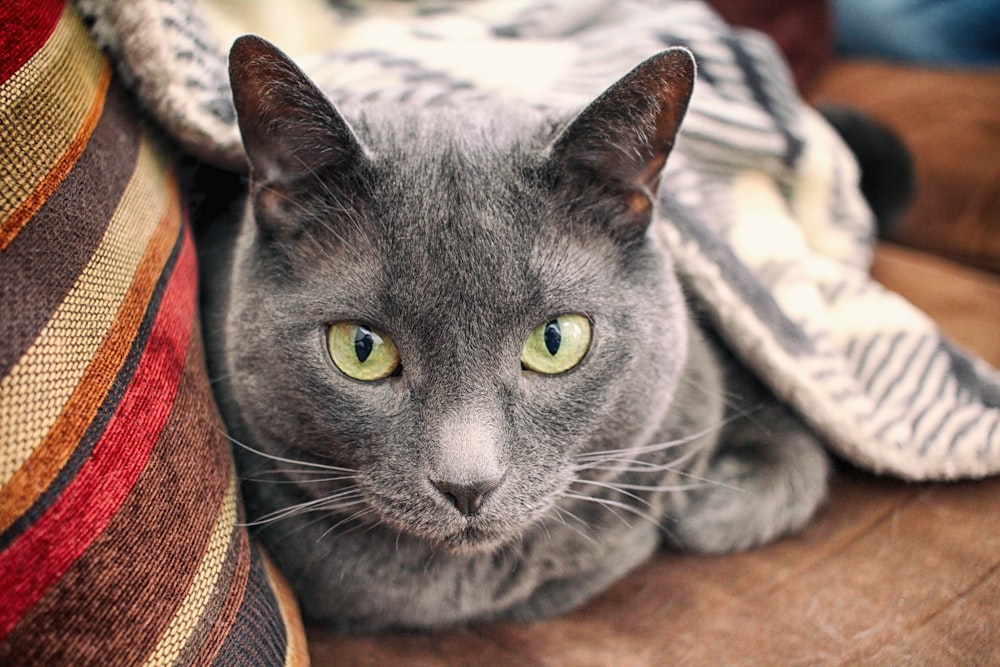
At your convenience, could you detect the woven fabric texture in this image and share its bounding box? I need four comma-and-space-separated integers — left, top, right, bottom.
0, 1, 308, 664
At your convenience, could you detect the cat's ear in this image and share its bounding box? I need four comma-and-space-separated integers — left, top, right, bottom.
548, 48, 695, 231
228, 34, 368, 185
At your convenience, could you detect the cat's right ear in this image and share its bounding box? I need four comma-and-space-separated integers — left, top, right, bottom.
228, 35, 368, 187
547, 49, 695, 238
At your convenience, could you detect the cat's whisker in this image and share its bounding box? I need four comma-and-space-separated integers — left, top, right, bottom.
574, 433, 699, 463
243, 495, 364, 528
561, 491, 662, 529
316, 507, 378, 543
242, 466, 359, 481
242, 473, 359, 485
568, 478, 654, 509
251, 467, 358, 477
223, 430, 359, 473
577, 460, 678, 473
574, 407, 757, 467
573, 463, 745, 494
675, 380, 776, 440
265, 499, 367, 544
573, 439, 706, 475
546, 505, 600, 546
571, 477, 709, 496
357, 516, 388, 537
534, 514, 554, 544
241, 489, 366, 527
678, 374, 748, 408
567, 492, 633, 527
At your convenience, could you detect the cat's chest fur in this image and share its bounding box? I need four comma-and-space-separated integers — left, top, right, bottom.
201, 36, 829, 632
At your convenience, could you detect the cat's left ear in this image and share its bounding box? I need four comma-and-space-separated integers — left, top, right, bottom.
228, 34, 368, 185
549, 48, 695, 229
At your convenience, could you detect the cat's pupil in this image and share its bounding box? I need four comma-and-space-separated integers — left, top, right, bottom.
543, 320, 561, 356
354, 326, 374, 363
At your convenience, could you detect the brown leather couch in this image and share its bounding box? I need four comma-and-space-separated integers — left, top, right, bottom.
307, 56, 1000, 667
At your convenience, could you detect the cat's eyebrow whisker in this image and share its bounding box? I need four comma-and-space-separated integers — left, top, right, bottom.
289, 154, 372, 247
257, 181, 362, 259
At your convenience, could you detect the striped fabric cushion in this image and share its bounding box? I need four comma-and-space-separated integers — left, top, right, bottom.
0, 2, 308, 664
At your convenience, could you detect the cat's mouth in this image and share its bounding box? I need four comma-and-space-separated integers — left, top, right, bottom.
384, 504, 520, 554
436, 522, 512, 554
364, 479, 544, 553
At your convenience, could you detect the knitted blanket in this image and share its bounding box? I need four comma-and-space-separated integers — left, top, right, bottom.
77, 0, 1000, 480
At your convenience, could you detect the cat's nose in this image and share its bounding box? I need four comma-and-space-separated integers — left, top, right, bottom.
431, 479, 499, 516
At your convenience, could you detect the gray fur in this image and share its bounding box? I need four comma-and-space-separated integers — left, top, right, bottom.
201, 36, 828, 631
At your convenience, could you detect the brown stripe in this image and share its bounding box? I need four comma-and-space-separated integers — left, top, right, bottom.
0, 79, 142, 378
1, 322, 233, 664
0, 142, 180, 531
142, 472, 241, 666
170, 508, 247, 667
189, 527, 253, 667
0, 64, 111, 250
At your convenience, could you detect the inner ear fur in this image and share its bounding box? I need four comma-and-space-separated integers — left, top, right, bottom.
228, 35, 372, 241
549, 48, 695, 228
228, 34, 369, 187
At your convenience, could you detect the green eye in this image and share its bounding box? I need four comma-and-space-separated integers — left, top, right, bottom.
327, 322, 400, 381
521, 314, 591, 374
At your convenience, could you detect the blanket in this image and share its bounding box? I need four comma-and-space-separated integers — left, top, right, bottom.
76, 0, 1000, 480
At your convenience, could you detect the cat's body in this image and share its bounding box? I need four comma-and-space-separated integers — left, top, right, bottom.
200, 36, 828, 631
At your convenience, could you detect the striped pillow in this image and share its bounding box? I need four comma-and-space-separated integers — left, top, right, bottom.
0, 1, 308, 664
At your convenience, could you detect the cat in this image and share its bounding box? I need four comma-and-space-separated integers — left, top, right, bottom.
198, 34, 829, 632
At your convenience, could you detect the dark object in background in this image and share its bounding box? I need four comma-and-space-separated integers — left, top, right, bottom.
820, 105, 915, 235
707, 0, 832, 93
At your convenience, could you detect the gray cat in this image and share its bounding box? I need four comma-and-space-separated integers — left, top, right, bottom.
200, 35, 829, 631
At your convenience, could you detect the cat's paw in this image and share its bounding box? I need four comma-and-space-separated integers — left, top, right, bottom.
669, 410, 829, 554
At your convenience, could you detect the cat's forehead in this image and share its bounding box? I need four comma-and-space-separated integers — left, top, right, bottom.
294, 106, 636, 324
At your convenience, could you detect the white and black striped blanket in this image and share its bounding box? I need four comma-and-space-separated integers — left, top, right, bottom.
77, 0, 1000, 480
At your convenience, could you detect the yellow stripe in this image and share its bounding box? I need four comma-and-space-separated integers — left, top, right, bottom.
0, 136, 171, 487
142, 473, 240, 667
0, 169, 180, 533
0, 4, 108, 231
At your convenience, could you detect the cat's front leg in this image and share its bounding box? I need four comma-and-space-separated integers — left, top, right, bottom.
498, 573, 616, 622
667, 352, 830, 554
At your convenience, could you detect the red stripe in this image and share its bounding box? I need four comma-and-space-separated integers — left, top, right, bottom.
0, 228, 197, 638
0, 0, 66, 83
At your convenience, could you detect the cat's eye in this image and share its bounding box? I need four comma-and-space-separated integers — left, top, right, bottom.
327, 322, 400, 381
521, 314, 591, 375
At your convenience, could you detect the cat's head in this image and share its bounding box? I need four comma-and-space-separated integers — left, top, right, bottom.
223, 36, 694, 553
